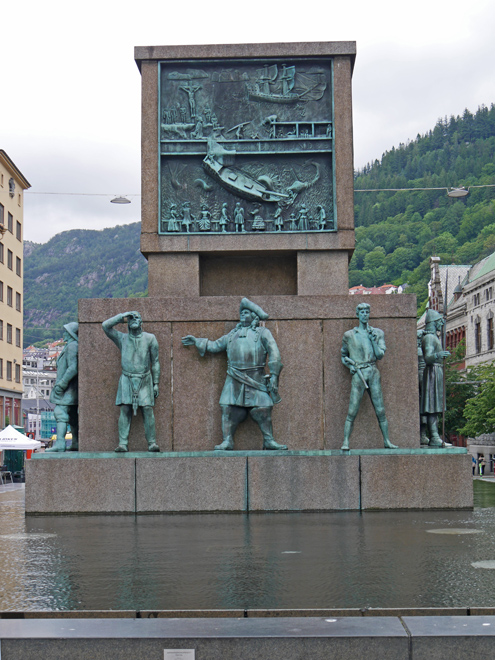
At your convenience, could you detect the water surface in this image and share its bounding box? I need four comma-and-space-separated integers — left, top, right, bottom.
1, 482, 493, 611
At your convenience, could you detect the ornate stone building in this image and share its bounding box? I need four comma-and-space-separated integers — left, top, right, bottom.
421, 254, 495, 370
460, 252, 495, 368
421, 254, 495, 468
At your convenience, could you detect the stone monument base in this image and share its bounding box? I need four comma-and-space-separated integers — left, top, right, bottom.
25, 448, 472, 514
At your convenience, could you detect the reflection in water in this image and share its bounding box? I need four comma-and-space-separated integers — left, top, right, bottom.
474, 479, 495, 508
3, 482, 495, 611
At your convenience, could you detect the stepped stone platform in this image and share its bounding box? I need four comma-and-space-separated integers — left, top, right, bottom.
25, 448, 472, 514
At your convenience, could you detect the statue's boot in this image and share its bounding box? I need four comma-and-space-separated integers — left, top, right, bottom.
427, 415, 451, 447
249, 407, 286, 450
115, 443, 128, 452
218, 406, 245, 450
420, 418, 429, 445
341, 419, 353, 450
214, 439, 234, 451
148, 442, 160, 452
46, 438, 66, 452
383, 439, 399, 449
428, 435, 452, 448
263, 438, 288, 450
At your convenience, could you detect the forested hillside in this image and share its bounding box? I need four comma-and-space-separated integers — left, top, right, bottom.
24, 223, 147, 346
352, 104, 495, 312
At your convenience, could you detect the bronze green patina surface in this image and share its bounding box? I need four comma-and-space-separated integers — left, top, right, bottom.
420, 309, 452, 447
46, 322, 79, 453
341, 303, 397, 451
158, 57, 335, 235
102, 312, 160, 453
32, 448, 468, 459
182, 297, 287, 451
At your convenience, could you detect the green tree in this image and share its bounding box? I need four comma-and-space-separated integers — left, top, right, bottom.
461, 363, 495, 436
421, 232, 458, 260
444, 342, 475, 437
363, 246, 386, 271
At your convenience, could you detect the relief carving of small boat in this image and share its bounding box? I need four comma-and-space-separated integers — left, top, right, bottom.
202, 139, 288, 203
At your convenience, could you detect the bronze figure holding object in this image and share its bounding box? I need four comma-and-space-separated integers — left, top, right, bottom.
341, 303, 397, 451
182, 298, 287, 451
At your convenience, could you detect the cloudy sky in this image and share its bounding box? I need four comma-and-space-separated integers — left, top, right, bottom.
2, 0, 494, 243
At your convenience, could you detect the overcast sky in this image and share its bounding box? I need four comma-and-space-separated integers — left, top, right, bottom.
2, 0, 494, 243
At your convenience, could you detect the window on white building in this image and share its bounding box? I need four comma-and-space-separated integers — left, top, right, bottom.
475, 320, 482, 354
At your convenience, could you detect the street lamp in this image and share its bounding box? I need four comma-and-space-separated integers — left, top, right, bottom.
110, 196, 131, 204
447, 187, 469, 198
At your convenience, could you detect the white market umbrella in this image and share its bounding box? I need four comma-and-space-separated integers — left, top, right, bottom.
0, 425, 41, 451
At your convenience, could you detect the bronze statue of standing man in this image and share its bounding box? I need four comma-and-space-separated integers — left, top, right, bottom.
182, 298, 287, 451
341, 303, 397, 450
420, 309, 451, 447
103, 311, 160, 452
47, 322, 79, 452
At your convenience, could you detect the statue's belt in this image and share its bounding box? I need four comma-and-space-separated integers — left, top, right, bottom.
227, 365, 268, 393
122, 369, 151, 415
352, 361, 376, 369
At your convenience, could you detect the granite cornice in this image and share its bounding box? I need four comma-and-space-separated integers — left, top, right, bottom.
135, 42, 357, 72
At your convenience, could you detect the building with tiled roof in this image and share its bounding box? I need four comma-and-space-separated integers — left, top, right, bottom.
349, 283, 402, 295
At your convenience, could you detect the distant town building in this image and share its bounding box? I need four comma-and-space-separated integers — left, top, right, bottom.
26, 410, 56, 440
0, 150, 30, 427
349, 283, 406, 295
22, 346, 58, 437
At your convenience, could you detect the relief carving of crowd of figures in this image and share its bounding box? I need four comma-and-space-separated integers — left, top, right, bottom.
160, 200, 334, 234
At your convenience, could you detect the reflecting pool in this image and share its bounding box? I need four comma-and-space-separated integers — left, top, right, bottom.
1, 482, 494, 612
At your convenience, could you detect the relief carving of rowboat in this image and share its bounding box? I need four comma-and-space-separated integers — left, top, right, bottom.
202, 139, 288, 203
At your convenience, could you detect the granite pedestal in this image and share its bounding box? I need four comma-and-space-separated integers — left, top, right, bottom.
25, 448, 472, 514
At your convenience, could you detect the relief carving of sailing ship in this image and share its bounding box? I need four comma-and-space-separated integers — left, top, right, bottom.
247, 64, 326, 104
